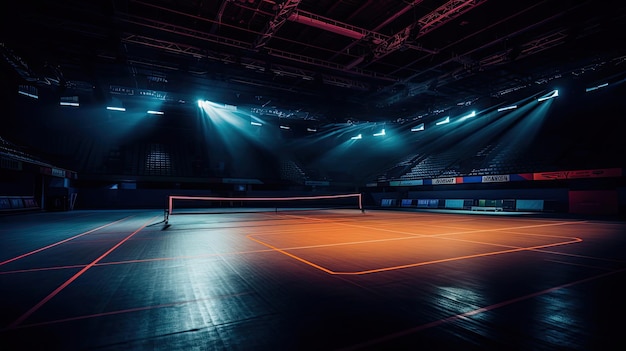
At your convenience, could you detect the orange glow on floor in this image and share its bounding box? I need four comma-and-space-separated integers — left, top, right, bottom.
247, 217, 583, 275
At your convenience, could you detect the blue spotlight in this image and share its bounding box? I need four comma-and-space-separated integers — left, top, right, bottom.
435, 116, 450, 125
350, 134, 362, 140
585, 83, 609, 92
411, 123, 425, 132
497, 105, 518, 112
537, 89, 558, 102
462, 111, 476, 118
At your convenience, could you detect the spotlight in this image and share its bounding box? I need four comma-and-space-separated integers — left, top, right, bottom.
537, 89, 558, 102
350, 134, 362, 140
435, 116, 450, 125
497, 105, 518, 112
411, 123, 425, 132
585, 83, 608, 92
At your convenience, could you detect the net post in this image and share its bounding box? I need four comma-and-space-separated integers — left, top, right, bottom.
358, 193, 364, 213
165, 195, 173, 224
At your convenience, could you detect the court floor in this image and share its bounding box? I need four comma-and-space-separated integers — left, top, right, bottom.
1, 208, 625, 350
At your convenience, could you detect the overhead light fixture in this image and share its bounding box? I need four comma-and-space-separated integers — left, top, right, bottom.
537, 89, 559, 102
585, 83, 608, 92
18, 85, 38, 99
106, 106, 126, 112
435, 116, 450, 125
251, 121, 263, 126
307, 127, 317, 132
458, 111, 476, 121
497, 105, 518, 112
461, 111, 476, 118
60, 96, 79, 107
373, 128, 385, 137
279, 125, 290, 130
411, 123, 425, 132
350, 134, 362, 140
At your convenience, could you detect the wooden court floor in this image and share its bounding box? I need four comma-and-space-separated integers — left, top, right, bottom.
1, 209, 625, 350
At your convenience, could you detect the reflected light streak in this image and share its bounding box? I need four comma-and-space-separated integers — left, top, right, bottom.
435, 286, 487, 315
534, 288, 580, 349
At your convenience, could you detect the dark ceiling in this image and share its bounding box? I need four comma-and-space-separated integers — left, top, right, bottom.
2, 0, 626, 123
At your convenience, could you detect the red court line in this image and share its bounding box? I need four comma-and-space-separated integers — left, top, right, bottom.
0, 216, 133, 267
11, 292, 253, 330
7, 215, 158, 329
340, 267, 626, 350
0, 264, 87, 275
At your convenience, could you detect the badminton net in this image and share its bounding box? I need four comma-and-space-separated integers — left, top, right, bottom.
164, 193, 363, 223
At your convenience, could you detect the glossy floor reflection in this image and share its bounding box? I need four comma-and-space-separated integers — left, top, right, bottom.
1, 209, 625, 350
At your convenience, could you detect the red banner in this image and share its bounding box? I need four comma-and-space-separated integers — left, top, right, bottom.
533, 168, 622, 180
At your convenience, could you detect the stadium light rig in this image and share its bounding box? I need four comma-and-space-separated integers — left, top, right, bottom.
537, 89, 559, 102
411, 123, 425, 132
585, 83, 608, 92
350, 134, 362, 140
497, 105, 518, 112
458, 111, 476, 121
373, 128, 386, 137
462, 111, 476, 118
435, 116, 450, 125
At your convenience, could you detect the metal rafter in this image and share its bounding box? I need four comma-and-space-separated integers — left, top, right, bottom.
287, 9, 387, 43
265, 47, 397, 82
119, 5, 398, 82
370, 0, 486, 62
254, 0, 302, 49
